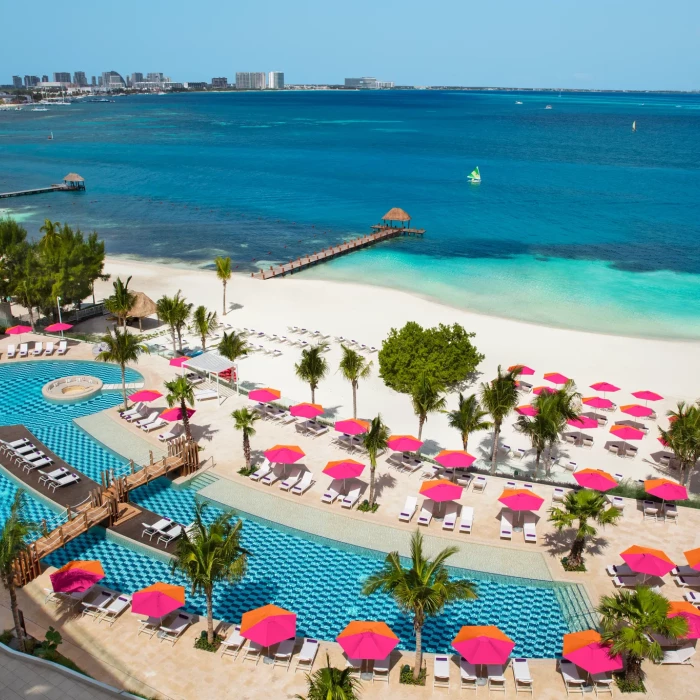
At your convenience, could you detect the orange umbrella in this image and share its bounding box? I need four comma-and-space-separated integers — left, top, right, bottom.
498, 489, 544, 511
562, 630, 622, 673
621, 545, 675, 578
132, 582, 185, 617
683, 548, 700, 572
419, 479, 463, 502
668, 602, 700, 639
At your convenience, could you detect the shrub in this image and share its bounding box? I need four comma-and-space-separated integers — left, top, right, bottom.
614, 672, 645, 694
238, 465, 256, 477
357, 499, 379, 513
194, 630, 221, 652
399, 663, 427, 685
561, 556, 587, 572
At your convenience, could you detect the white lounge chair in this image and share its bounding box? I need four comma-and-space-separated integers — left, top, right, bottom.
500, 511, 513, 540
273, 638, 296, 669
80, 589, 116, 619
243, 641, 263, 664
665, 504, 678, 523
295, 638, 319, 672
262, 467, 282, 486
659, 645, 695, 665
157, 525, 182, 547
250, 459, 272, 481
38, 467, 68, 484
98, 594, 131, 626
22, 457, 52, 472
292, 472, 314, 495
606, 563, 633, 577
523, 512, 537, 543
398, 496, 418, 522
138, 616, 164, 638
158, 423, 183, 442
560, 660, 585, 695
433, 655, 450, 689
672, 565, 697, 577
675, 575, 700, 589
552, 487, 566, 503
487, 664, 506, 693
472, 476, 487, 492
280, 467, 302, 491
44, 341, 55, 355
460, 657, 478, 690
195, 389, 218, 401
135, 411, 159, 428
346, 656, 362, 678
7, 344, 16, 358
443, 502, 458, 531
613, 575, 644, 588
32, 341, 42, 355
158, 612, 192, 645
57, 339, 67, 355
417, 501, 434, 526
341, 487, 361, 509
684, 591, 700, 606
221, 625, 245, 659
459, 506, 474, 534
590, 672, 614, 695
322, 480, 342, 504
141, 517, 173, 540
47, 472, 80, 491
512, 658, 533, 694
120, 402, 145, 420
643, 500, 660, 520
19, 343, 28, 357
142, 417, 168, 433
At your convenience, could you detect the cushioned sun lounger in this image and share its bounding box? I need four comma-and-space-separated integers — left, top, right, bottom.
194, 389, 218, 401
292, 472, 314, 495
675, 575, 700, 589
672, 565, 697, 577
322, 480, 342, 504
659, 645, 696, 665
32, 341, 42, 355
44, 341, 55, 355
590, 671, 614, 695
399, 496, 418, 522
158, 423, 183, 442
552, 487, 566, 503
249, 460, 272, 481
560, 660, 585, 695
606, 563, 633, 577
138, 615, 164, 638
500, 511, 513, 540
38, 467, 68, 484
341, 487, 361, 508
418, 501, 434, 526
433, 655, 450, 688
221, 625, 245, 658
443, 502, 458, 531
141, 517, 173, 540
459, 506, 474, 534
125, 407, 149, 423
613, 575, 643, 588
472, 476, 487, 492
158, 612, 192, 645
373, 653, 390, 682
460, 657, 478, 690
57, 340, 67, 354
280, 467, 302, 491
295, 638, 319, 672
142, 417, 168, 433
487, 664, 507, 693
243, 641, 263, 664
7, 344, 15, 358
81, 589, 116, 619
22, 457, 52, 472
19, 343, 28, 357
262, 467, 282, 486
523, 512, 537, 543
273, 638, 296, 669
98, 594, 131, 626
136, 412, 159, 428
120, 402, 145, 420
512, 658, 533, 694
157, 525, 182, 546
683, 591, 700, 606
47, 472, 80, 491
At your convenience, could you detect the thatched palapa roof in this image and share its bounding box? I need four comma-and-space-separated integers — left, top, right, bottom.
63, 173, 85, 182
382, 207, 411, 222
128, 291, 157, 318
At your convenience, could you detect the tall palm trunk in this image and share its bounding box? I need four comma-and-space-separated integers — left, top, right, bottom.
625, 654, 644, 686
462, 432, 469, 451
243, 433, 251, 469
413, 616, 424, 680
352, 381, 357, 419
310, 383, 316, 403
8, 583, 26, 652
368, 460, 376, 506
418, 415, 425, 440
222, 283, 226, 316
169, 326, 177, 355
569, 532, 586, 566
490, 422, 501, 474
205, 584, 215, 644
181, 399, 192, 440
177, 327, 183, 351
201, 334, 207, 350
120, 365, 128, 410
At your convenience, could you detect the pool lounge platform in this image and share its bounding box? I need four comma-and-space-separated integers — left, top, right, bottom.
0, 425, 179, 557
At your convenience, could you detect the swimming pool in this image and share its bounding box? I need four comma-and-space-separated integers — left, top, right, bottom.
0, 360, 597, 657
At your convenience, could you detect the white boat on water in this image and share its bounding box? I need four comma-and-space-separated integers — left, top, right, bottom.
48, 131, 54, 140
632, 121, 637, 132
515, 101, 523, 105
545, 105, 552, 110
31, 107, 48, 112
467, 166, 481, 184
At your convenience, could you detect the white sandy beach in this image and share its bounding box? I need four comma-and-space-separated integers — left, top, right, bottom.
89, 257, 700, 488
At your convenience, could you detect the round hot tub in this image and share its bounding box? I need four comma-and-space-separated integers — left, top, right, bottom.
42, 375, 104, 404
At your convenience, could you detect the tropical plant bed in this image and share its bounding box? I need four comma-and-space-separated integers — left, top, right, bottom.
614, 673, 645, 694
237, 465, 256, 477
357, 500, 379, 513
561, 556, 587, 572
0, 630, 90, 677
194, 631, 222, 652
399, 663, 427, 686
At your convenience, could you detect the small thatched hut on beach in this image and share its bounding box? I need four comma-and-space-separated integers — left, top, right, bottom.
127, 291, 157, 330
381, 207, 411, 228
62, 173, 86, 190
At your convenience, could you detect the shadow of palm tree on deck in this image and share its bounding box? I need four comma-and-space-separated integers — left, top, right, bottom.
373, 471, 397, 499
542, 529, 611, 559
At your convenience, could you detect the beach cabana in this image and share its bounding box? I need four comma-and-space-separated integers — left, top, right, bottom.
62, 173, 86, 190
181, 350, 238, 402
381, 207, 411, 229
127, 291, 158, 330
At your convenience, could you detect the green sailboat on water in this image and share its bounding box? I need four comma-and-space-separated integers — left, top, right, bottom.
467, 166, 481, 184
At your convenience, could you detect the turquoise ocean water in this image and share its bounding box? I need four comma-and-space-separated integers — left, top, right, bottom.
1, 90, 699, 337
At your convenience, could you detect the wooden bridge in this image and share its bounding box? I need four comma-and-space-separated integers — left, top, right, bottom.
0, 173, 86, 199
10, 436, 200, 587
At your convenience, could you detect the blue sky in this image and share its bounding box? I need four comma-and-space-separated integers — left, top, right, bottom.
3, 0, 699, 90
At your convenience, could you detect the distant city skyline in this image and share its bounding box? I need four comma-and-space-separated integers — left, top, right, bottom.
2, 0, 699, 91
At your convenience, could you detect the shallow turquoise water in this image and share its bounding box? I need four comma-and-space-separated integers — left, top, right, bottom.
1, 90, 699, 337
0, 360, 595, 656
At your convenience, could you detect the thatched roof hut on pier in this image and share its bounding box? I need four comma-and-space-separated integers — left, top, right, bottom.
381, 207, 411, 228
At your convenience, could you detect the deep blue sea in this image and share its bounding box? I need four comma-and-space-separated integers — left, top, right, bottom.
1, 90, 699, 337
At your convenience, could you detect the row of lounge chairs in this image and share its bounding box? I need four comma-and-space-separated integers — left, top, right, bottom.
321, 479, 362, 508
119, 403, 184, 440
0, 438, 81, 491
220, 628, 320, 673
249, 460, 315, 495
433, 655, 534, 693
45, 585, 131, 627
6, 340, 68, 358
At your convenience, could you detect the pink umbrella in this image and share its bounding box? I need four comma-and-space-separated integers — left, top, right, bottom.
532, 386, 556, 396
668, 603, 700, 640
516, 405, 538, 417
169, 356, 190, 368
544, 372, 569, 385
582, 396, 614, 409
573, 469, 618, 492
45, 322, 73, 333
434, 451, 476, 469
248, 388, 281, 403
50, 560, 105, 594
567, 416, 598, 430
160, 407, 195, 421
264, 445, 305, 464
590, 382, 620, 394
632, 390, 663, 403
563, 631, 623, 674
452, 626, 515, 665
621, 404, 654, 418
334, 419, 370, 435
337, 621, 399, 660
290, 403, 324, 419
387, 435, 423, 452
508, 364, 535, 375
621, 545, 675, 578
323, 459, 365, 480
132, 582, 185, 618
129, 390, 163, 403
241, 604, 296, 647
644, 479, 688, 502
6, 325, 32, 335
498, 489, 545, 512
609, 425, 644, 441
419, 479, 463, 502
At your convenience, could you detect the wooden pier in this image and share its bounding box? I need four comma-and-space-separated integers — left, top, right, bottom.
253, 207, 425, 281
0, 172, 86, 199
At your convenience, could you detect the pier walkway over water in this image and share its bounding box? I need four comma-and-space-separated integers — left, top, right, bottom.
0, 173, 86, 199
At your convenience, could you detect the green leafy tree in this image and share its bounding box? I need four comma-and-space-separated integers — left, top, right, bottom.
362, 531, 477, 680
104, 276, 135, 328
164, 376, 195, 440
549, 489, 621, 567
0, 491, 36, 653
191, 305, 218, 350
0, 218, 30, 299
659, 402, 700, 485
232, 407, 260, 469
338, 345, 372, 419
362, 415, 390, 506
378, 322, 484, 394
218, 331, 249, 364
598, 587, 688, 688
541, 380, 581, 474
446, 393, 491, 451
295, 653, 362, 700
480, 365, 521, 474
214, 256, 232, 315
295, 343, 329, 403
411, 371, 446, 440
39, 218, 62, 253
157, 291, 192, 353
97, 328, 149, 410
171, 501, 248, 644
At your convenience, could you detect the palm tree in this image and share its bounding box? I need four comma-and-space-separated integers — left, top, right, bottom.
549, 489, 622, 568
411, 371, 446, 441
541, 381, 581, 474
164, 376, 195, 440
191, 305, 218, 350
480, 365, 521, 474
171, 501, 248, 645
338, 345, 372, 419
362, 531, 477, 680
214, 256, 232, 315
362, 415, 389, 507
446, 393, 491, 451
295, 653, 361, 700
97, 328, 149, 410
598, 587, 688, 687
295, 343, 329, 403
104, 276, 135, 328
516, 409, 557, 475
659, 402, 700, 485
39, 218, 62, 253
157, 291, 192, 355
0, 491, 36, 653
218, 331, 249, 364
232, 407, 260, 469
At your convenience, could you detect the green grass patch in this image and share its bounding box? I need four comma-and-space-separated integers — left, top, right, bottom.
357, 500, 379, 513
614, 673, 645, 693
237, 465, 256, 477
399, 664, 427, 686
194, 630, 222, 652
561, 557, 587, 572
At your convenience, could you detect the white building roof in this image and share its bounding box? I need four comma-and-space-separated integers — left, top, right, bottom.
183, 351, 235, 374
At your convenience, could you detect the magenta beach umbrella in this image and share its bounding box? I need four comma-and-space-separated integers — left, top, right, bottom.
644, 479, 688, 502
45, 322, 73, 333
387, 435, 423, 453
621, 545, 675, 578
508, 364, 535, 375
128, 390, 163, 403
50, 560, 105, 594
621, 404, 654, 418
434, 450, 476, 469
516, 405, 538, 417
264, 445, 305, 464
248, 388, 281, 403
160, 407, 195, 421
169, 356, 190, 368
532, 386, 556, 396
544, 372, 569, 385
334, 419, 370, 436
290, 403, 324, 419
6, 325, 32, 342
567, 416, 598, 430
609, 425, 644, 441
582, 396, 614, 409
632, 390, 663, 403
590, 381, 620, 394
